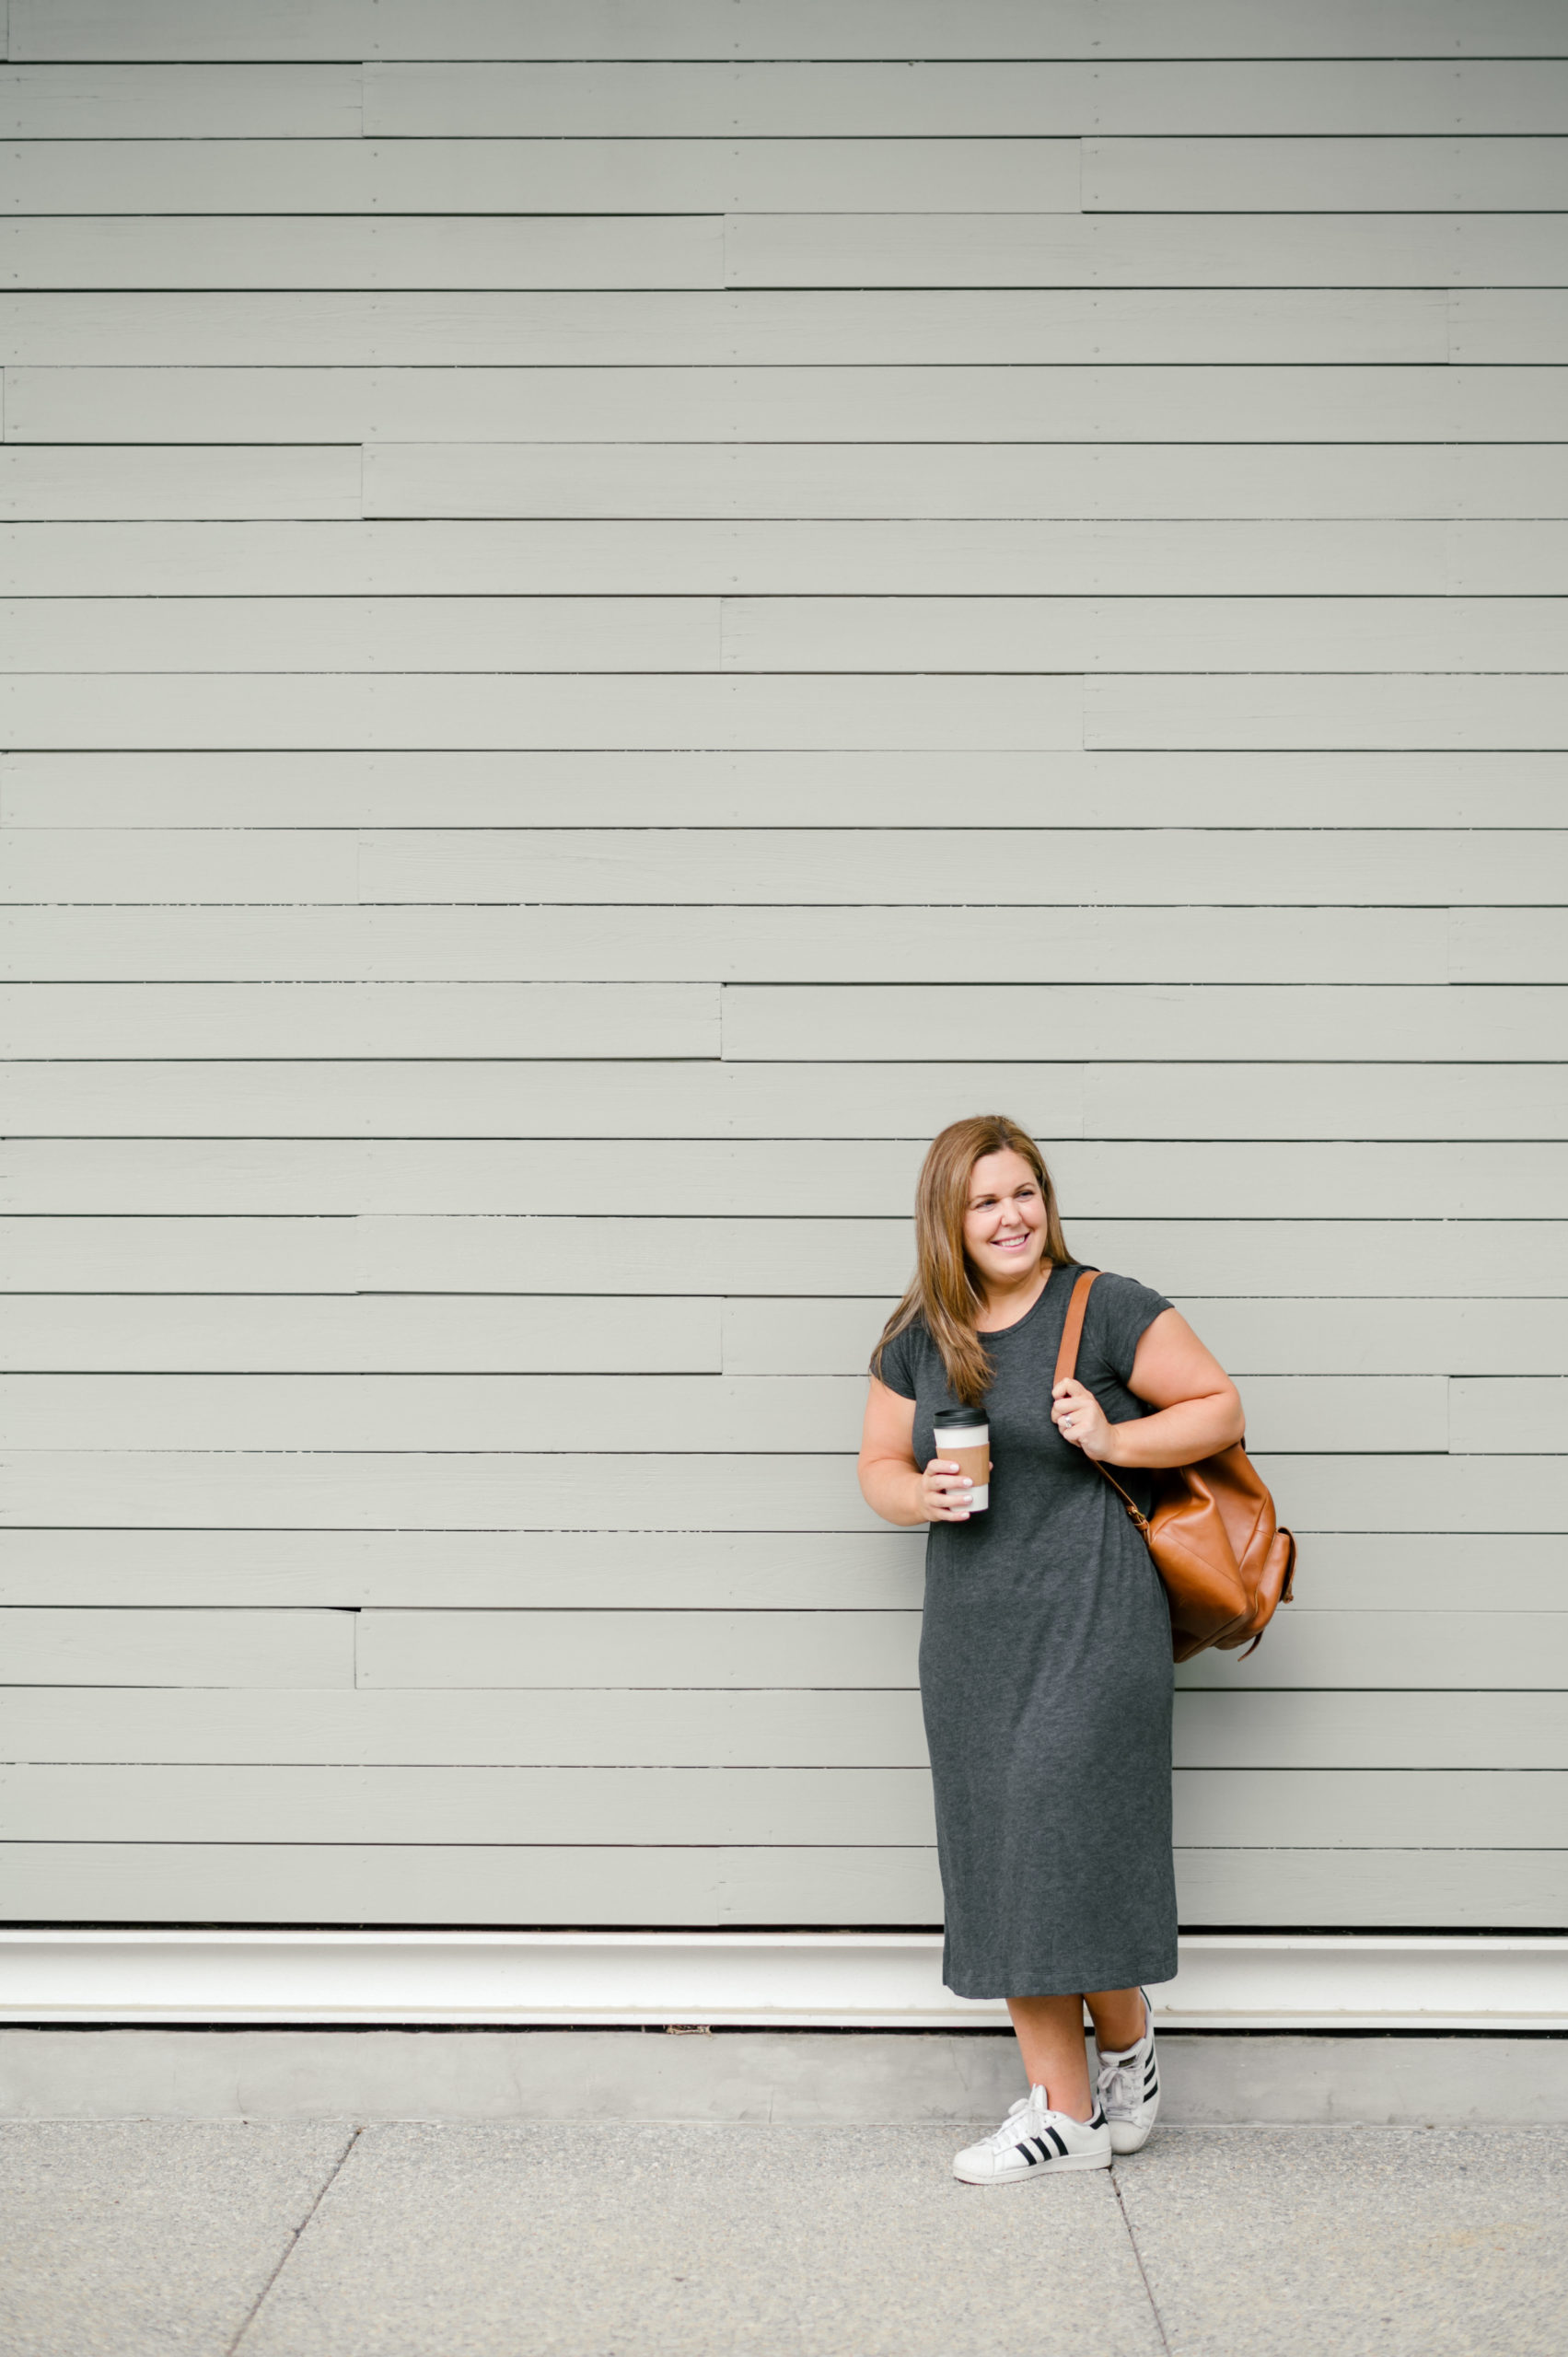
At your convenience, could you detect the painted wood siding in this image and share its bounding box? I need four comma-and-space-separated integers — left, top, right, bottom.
3, 1, 1564, 1933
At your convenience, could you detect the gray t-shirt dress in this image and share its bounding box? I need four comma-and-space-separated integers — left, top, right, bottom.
877, 1261, 1179, 2000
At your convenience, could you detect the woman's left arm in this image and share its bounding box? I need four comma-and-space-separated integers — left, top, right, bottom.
1051, 1308, 1245, 1469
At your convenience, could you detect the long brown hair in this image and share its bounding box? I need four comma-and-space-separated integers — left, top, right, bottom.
871, 1114, 1071, 1408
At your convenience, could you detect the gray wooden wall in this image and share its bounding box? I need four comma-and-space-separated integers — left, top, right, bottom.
3, 2, 1564, 1935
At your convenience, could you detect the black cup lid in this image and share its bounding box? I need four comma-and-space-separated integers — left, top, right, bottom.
933, 1405, 988, 1431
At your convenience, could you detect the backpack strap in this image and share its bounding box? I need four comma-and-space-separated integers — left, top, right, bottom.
1051, 1268, 1099, 1387
1052, 1266, 1150, 1534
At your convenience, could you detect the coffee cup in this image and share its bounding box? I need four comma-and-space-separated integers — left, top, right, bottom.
933, 1406, 990, 1512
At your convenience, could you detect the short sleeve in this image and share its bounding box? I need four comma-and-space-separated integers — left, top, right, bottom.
1086, 1271, 1173, 1388
873, 1321, 920, 1399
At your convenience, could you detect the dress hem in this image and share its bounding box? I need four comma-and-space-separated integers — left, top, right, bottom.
944, 1952, 1178, 2003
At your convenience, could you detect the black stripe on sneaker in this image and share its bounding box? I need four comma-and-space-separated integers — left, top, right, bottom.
1042, 2127, 1069, 2157
1090, 2108, 1106, 2129
1018, 2142, 1040, 2165
1145, 2056, 1157, 2079
1146, 2076, 1159, 2097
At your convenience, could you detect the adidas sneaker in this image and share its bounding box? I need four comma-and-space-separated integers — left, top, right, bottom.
952, 2084, 1111, 2185
1095, 1988, 1161, 2154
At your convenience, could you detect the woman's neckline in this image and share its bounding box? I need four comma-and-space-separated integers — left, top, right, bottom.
973, 1258, 1068, 1340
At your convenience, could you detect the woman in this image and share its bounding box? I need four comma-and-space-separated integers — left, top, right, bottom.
857, 1114, 1243, 2182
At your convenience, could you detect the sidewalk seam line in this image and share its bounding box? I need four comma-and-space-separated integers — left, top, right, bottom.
226, 2123, 363, 2356
1111, 2167, 1173, 2357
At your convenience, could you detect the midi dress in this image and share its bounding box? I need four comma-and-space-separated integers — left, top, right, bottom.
877, 1261, 1179, 1999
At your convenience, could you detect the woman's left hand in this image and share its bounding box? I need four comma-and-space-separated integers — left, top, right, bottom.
1051, 1376, 1113, 1460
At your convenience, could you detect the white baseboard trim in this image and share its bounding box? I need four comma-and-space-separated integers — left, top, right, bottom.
2, 1931, 1564, 2032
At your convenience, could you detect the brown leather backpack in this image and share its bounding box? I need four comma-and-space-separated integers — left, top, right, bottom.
1054, 1270, 1296, 1662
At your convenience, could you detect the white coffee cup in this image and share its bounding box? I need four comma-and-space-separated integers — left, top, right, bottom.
933, 1406, 990, 1513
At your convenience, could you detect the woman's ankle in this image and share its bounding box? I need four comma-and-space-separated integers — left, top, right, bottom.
1034, 2083, 1093, 2123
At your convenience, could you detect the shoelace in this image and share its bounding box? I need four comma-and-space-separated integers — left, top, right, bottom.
983, 2093, 1047, 2149
1097, 2049, 1144, 2113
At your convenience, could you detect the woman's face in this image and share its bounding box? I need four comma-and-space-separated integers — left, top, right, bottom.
962, 1148, 1048, 1289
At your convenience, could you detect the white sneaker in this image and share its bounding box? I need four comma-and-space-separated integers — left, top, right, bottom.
952, 2084, 1111, 2185
1095, 1989, 1161, 2154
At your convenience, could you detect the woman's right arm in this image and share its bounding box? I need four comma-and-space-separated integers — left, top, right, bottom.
857, 1377, 977, 1526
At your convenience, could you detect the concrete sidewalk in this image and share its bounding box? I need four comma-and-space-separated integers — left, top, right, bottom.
5, 2120, 1565, 2357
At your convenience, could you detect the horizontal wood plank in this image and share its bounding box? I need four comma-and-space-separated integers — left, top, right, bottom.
1451, 909, 1568, 984
354, 1608, 923, 1689
1176, 1848, 1568, 1928
2, 984, 718, 1060
5, 749, 1559, 831
0, 1370, 1446, 1455
17, 520, 1568, 598
5, 1138, 1562, 1219
1085, 135, 1568, 212
0, 1839, 1556, 1926
0, 1529, 927, 1611
1, 62, 363, 135
0, 1838, 947, 1922
13, 211, 1566, 291
361, 62, 1568, 140
1, 1528, 1553, 1614
0, 1295, 724, 1374
0, 905, 1456, 985
2, 215, 725, 290
1086, 672, 1568, 750
726, 213, 1568, 290
1177, 1611, 1568, 1690
2, 1685, 937, 1765
365, 442, 1568, 519
0, 134, 1070, 215
17, 1058, 1562, 1143
6, 1683, 1562, 1769
0, 1836, 1539, 1925
1451, 290, 1568, 363
717, 596, 1568, 674
2, 1608, 354, 1688
728, 1300, 1568, 1383
1078, 1063, 1568, 1142
6, 1058, 1093, 1140
353, 826, 1568, 905
1, 596, 724, 673
2, 1760, 945, 1844
3, 1761, 1558, 1847
353, 1606, 1567, 1694
0, 673, 1083, 751
0, 290, 1451, 367
17, 4, 1568, 65
17, 366, 1568, 447
19, 585, 1532, 680
8, 826, 1562, 909
0, 451, 363, 523
0, 1450, 1557, 1531
724, 986, 1567, 1065
6, 1215, 1562, 1300
1451, 1377, 1568, 1456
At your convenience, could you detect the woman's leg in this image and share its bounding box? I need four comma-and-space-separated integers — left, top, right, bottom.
1085, 1985, 1147, 2052
1008, 1985, 1146, 2119
1005, 1994, 1093, 2119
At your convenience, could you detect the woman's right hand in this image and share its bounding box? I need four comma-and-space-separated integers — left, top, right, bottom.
921, 1458, 975, 1521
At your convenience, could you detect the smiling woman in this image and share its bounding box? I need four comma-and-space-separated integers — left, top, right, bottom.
856, 1113, 1244, 2185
